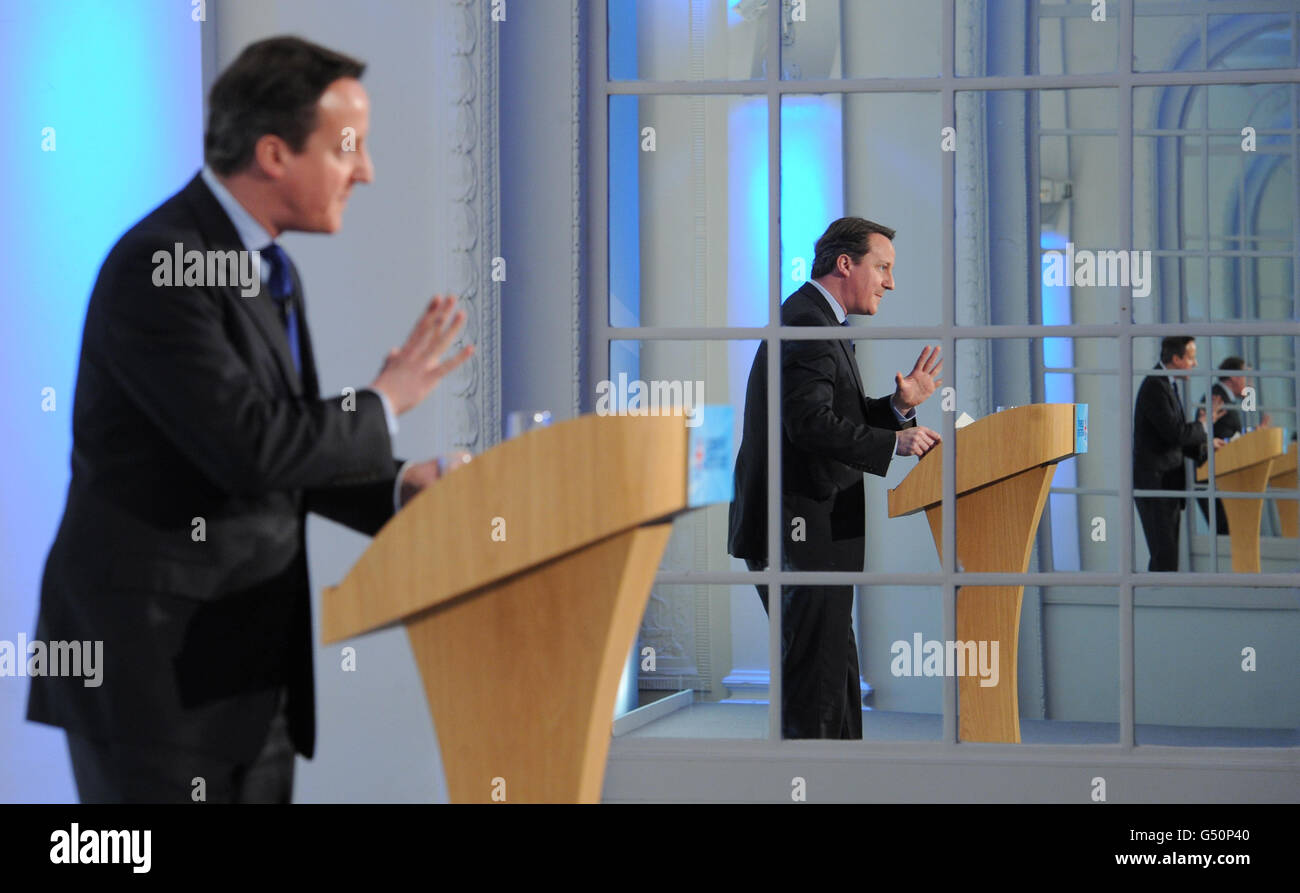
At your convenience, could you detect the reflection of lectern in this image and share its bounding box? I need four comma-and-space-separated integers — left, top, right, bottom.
322, 414, 726, 803
1195, 427, 1284, 572
1268, 446, 1297, 539
888, 404, 1087, 743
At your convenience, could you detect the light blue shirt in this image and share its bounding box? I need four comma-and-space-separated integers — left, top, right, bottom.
201, 166, 408, 509
808, 277, 847, 324
200, 165, 274, 266
806, 279, 915, 424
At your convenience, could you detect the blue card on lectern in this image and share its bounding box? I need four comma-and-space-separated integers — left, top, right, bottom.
1074, 403, 1089, 454
687, 405, 734, 508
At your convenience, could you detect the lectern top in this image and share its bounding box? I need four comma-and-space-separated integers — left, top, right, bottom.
322, 414, 701, 643
1196, 427, 1285, 482
1267, 445, 1297, 482
888, 403, 1086, 518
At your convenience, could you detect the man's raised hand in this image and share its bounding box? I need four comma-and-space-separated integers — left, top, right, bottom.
371, 294, 475, 415
893, 345, 943, 414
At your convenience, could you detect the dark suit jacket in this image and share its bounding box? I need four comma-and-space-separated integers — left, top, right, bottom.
727, 283, 912, 570
1211, 382, 1243, 440
28, 173, 401, 761
1133, 365, 1208, 495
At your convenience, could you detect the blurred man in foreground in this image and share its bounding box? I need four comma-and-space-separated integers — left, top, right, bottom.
29, 37, 472, 802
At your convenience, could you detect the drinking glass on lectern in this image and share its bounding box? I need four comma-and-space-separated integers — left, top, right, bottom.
505, 409, 552, 440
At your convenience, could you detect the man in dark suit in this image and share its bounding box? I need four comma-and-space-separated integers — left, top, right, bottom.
28, 37, 472, 803
1211, 358, 1247, 441
727, 217, 941, 739
1133, 336, 1223, 571
1209, 356, 1273, 439
1197, 357, 1248, 533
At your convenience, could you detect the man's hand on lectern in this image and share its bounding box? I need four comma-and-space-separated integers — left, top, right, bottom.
398, 451, 474, 507
895, 425, 941, 457
399, 459, 441, 507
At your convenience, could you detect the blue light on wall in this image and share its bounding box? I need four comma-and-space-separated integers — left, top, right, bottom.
780, 95, 844, 300
1040, 229, 1080, 570
728, 97, 769, 326
0, 0, 203, 802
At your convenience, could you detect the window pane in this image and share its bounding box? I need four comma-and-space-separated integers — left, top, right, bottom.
1136, 585, 1300, 747
1134, 6, 1299, 73
606, 339, 753, 574
608, 94, 769, 327
608, 0, 765, 81
861, 586, 945, 742
783, 0, 943, 80
957, 89, 1120, 327
1130, 336, 1297, 573
1208, 14, 1297, 71
954, 338, 1119, 574
1024, 587, 1119, 743
730, 334, 950, 577
1135, 13, 1203, 72
614, 585, 769, 740
781, 93, 942, 328
957, 0, 1117, 76
1038, 3, 1118, 76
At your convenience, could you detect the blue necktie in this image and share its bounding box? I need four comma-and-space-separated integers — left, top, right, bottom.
260, 243, 301, 376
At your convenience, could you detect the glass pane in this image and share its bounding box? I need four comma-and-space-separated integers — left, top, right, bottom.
1038, 3, 1118, 75
751, 334, 948, 577
1028, 587, 1119, 743
1130, 336, 1298, 573
1208, 14, 1296, 71
958, 0, 1117, 76
1207, 82, 1294, 131
614, 584, 769, 740
1134, 135, 1207, 252
608, 0, 764, 81
1136, 585, 1300, 747
780, 93, 942, 328
608, 94, 769, 327
1134, 83, 1296, 324
784, 0, 943, 80
957, 89, 1120, 327
1135, 14, 1203, 73
954, 338, 1119, 574
1209, 255, 1296, 322
1134, 8, 1299, 73
861, 586, 945, 741
606, 339, 753, 574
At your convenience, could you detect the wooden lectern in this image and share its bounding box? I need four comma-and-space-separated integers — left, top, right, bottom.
1195, 427, 1285, 572
887, 404, 1087, 743
1267, 446, 1297, 539
322, 414, 715, 803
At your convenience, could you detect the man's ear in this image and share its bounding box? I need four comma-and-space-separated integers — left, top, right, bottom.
252, 134, 292, 179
